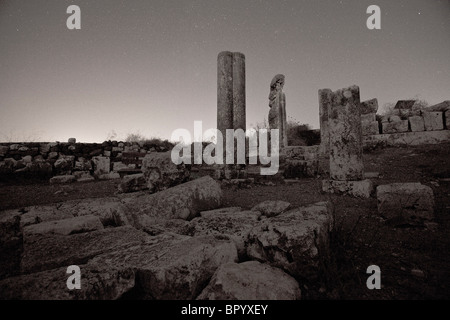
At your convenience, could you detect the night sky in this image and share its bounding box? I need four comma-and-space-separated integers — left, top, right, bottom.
0, 0, 449, 143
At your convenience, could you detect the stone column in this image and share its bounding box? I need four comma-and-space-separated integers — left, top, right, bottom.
232, 52, 246, 131
328, 85, 364, 180
318, 89, 332, 175
217, 51, 234, 138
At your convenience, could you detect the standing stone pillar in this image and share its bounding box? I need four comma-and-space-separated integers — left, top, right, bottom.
217, 51, 247, 178
217, 51, 234, 137
318, 89, 332, 175
329, 85, 364, 180
268, 74, 287, 148
322, 85, 373, 198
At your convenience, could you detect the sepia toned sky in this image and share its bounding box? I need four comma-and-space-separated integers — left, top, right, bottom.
0, 0, 449, 143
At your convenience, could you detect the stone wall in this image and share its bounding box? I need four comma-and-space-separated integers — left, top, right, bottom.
0, 141, 170, 181
362, 100, 450, 148
362, 100, 449, 136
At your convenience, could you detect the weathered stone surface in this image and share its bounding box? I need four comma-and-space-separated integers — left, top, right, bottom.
318, 89, 332, 175
54, 156, 74, 175
73, 171, 95, 182
251, 200, 291, 217
89, 235, 238, 299
268, 74, 287, 147
361, 113, 376, 122
184, 209, 259, 258
322, 179, 374, 198
113, 161, 129, 171
118, 173, 147, 193
23, 215, 103, 238
56, 197, 123, 226
197, 261, 301, 300
92, 156, 110, 177
388, 115, 402, 122
0, 264, 135, 300
49, 175, 76, 184
22, 155, 32, 163
446, 110, 450, 129
329, 85, 364, 180
364, 130, 450, 148
21, 226, 149, 274
362, 121, 379, 136
360, 98, 378, 114
233, 52, 246, 131
247, 202, 333, 279
394, 100, 416, 110
141, 152, 190, 193
427, 100, 450, 112
120, 176, 222, 225
423, 112, 444, 131
48, 151, 58, 159
217, 51, 234, 139
382, 120, 409, 134
377, 183, 434, 226
74, 158, 92, 171
200, 207, 242, 216
409, 116, 425, 132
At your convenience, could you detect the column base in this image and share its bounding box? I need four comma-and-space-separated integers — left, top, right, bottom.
322, 179, 374, 198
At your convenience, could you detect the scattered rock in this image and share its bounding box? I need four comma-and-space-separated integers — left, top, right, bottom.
184, 208, 260, 259
49, 175, 76, 184
23, 215, 104, 238
197, 261, 301, 300
88, 234, 238, 299
251, 200, 291, 217
118, 173, 147, 193
141, 151, 190, 193
322, 179, 373, 198
120, 176, 222, 224
0, 264, 135, 300
377, 183, 434, 226
411, 269, 425, 278
247, 202, 333, 280
20, 226, 149, 274
92, 156, 110, 177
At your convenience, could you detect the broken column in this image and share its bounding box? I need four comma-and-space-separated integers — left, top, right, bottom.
322, 85, 373, 198
318, 89, 332, 175
268, 74, 287, 148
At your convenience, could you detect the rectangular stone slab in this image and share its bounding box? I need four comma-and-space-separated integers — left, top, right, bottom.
382, 120, 409, 134
409, 116, 425, 132
423, 111, 444, 131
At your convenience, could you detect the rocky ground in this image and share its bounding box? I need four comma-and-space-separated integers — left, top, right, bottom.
0, 142, 449, 300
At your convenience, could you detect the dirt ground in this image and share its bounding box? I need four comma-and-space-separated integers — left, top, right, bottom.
1, 142, 449, 300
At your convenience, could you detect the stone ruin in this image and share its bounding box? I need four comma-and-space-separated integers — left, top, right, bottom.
268, 74, 288, 148
0, 52, 447, 300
